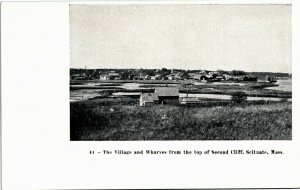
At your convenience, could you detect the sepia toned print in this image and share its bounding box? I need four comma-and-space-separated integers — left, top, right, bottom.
70, 4, 292, 141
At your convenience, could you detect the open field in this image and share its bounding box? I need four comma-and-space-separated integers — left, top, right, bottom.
70, 78, 292, 141
70, 79, 292, 99
70, 100, 292, 140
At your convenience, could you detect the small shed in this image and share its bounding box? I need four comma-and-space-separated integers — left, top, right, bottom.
154, 87, 179, 105
139, 93, 159, 106
108, 72, 121, 80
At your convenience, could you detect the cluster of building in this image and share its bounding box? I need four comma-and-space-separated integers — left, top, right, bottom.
100, 72, 121, 80
71, 68, 258, 82
185, 71, 257, 82
139, 87, 199, 106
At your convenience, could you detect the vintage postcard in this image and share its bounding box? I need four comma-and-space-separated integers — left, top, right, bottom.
1, 1, 299, 189
70, 4, 292, 141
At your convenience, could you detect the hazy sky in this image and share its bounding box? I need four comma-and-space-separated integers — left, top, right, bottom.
70, 4, 291, 73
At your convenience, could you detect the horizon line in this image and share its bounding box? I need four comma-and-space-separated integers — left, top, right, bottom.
70, 67, 292, 74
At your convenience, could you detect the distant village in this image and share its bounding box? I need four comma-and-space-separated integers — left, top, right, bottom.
70, 68, 291, 106
70, 67, 286, 82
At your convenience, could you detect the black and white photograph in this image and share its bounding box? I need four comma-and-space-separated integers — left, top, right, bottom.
70, 4, 292, 141
2, 1, 300, 189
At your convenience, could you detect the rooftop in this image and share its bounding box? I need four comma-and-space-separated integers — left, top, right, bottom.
108, 72, 120, 76
140, 93, 159, 102
154, 87, 179, 97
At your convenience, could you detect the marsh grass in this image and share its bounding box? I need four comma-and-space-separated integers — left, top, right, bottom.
70, 101, 291, 141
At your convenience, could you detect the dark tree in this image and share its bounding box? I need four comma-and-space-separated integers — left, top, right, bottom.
231, 92, 248, 104
231, 70, 246, 76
